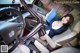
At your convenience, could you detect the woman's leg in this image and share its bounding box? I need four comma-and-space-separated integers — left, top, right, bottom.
42, 34, 57, 48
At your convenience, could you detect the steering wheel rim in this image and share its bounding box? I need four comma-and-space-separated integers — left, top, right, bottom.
0, 7, 25, 44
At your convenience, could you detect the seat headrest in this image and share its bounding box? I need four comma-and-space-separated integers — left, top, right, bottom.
72, 21, 80, 33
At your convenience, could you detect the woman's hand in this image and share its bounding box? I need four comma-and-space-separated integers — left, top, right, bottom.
40, 36, 46, 41
33, 50, 36, 53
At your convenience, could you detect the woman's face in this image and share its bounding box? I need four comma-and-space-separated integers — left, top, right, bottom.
62, 16, 70, 24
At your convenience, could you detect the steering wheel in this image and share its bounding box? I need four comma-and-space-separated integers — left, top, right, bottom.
0, 7, 25, 45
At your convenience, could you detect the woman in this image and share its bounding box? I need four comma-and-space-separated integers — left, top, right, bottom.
40, 14, 74, 40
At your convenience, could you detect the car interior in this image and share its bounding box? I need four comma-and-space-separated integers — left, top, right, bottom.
0, 0, 80, 53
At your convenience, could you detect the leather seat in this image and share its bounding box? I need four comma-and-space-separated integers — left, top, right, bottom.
51, 21, 80, 46
51, 47, 80, 53
44, 8, 80, 47
33, 8, 80, 49
44, 21, 80, 48
34, 22, 80, 49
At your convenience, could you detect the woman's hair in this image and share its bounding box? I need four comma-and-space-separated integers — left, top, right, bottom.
62, 14, 74, 26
